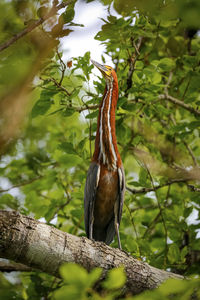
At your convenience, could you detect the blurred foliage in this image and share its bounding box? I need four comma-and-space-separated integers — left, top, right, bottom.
0, 0, 200, 299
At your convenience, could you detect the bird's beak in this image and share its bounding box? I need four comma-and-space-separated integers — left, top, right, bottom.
91, 59, 109, 76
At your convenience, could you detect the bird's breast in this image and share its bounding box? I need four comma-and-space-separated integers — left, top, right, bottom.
94, 164, 119, 227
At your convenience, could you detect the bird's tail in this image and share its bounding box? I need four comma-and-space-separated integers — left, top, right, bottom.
93, 220, 115, 245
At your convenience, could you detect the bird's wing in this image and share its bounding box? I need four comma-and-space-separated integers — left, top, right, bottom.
84, 161, 100, 238
117, 166, 126, 224
105, 166, 125, 245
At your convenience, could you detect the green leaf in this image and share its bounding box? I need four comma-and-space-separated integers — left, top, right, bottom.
103, 267, 126, 290
0, 194, 18, 209
59, 263, 88, 288
37, 6, 48, 18
31, 98, 53, 118
62, 107, 76, 117
180, 246, 188, 262
59, 142, 76, 154
167, 244, 180, 264
31, 89, 57, 118
62, 3, 75, 23
159, 278, 188, 295
158, 58, 176, 71
87, 268, 102, 287
139, 168, 148, 186
151, 72, 162, 84
53, 285, 82, 300
86, 110, 98, 119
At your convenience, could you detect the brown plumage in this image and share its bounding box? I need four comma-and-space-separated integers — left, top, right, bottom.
84, 60, 125, 249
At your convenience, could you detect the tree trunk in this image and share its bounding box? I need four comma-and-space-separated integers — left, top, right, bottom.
0, 210, 183, 295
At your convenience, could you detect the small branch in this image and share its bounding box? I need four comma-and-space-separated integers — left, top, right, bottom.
0, 176, 42, 193
0, 0, 75, 52
48, 77, 71, 96
124, 202, 142, 257
182, 76, 191, 100
183, 141, 198, 167
159, 94, 200, 117
49, 104, 99, 116
125, 37, 143, 96
127, 180, 200, 195
164, 71, 173, 95
143, 211, 161, 238
56, 50, 66, 85
169, 109, 198, 167
0, 260, 32, 272
133, 40, 141, 56
147, 167, 168, 266
187, 185, 200, 192
76, 104, 99, 112
126, 179, 185, 194
130, 204, 161, 212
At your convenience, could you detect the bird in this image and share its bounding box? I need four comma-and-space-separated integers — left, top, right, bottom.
84, 59, 125, 249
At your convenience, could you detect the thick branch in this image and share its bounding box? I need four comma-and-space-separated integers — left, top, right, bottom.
0, 210, 183, 295
0, 0, 75, 52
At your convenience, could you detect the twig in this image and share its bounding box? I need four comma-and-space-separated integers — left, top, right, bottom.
146, 167, 168, 266
0, 0, 75, 52
164, 71, 173, 95
130, 204, 159, 212
169, 111, 198, 167
49, 104, 99, 116
125, 37, 143, 96
187, 185, 200, 192
0, 176, 42, 193
0, 261, 32, 272
76, 104, 99, 112
159, 94, 200, 116
182, 77, 191, 100
49, 198, 71, 223
143, 211, 161, 238
127, 181, 200, 194
56, 50, 66, 85
124, 202, 142, 257
133, 40, 140, 56
183, 141, 198, 167
126, 178, 185, 194
49, 77, 71, 96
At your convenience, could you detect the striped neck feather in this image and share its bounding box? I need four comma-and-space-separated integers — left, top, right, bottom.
93, 78, 121, 169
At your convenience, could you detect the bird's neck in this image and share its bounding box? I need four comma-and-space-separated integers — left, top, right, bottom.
92, 79, 121, 169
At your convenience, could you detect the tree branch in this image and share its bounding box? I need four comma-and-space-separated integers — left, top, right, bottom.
125, 37, 143, 96
76, 104, 99, 112
0, 260, 32, 272
0, 210, 183, 295
159, 94, 200, 117
48, 77, 71, 96
0, 0, 75, 52
127, 179, 200, 194
126, 179, 185, 194
0, 176, 42, 193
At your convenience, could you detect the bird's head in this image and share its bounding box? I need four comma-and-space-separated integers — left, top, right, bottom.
91, 59, 116, 83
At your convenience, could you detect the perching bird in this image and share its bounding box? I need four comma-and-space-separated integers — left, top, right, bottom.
84, 60, 125, 249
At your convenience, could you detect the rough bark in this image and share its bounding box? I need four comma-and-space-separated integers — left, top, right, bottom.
0, 210, 183, 295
